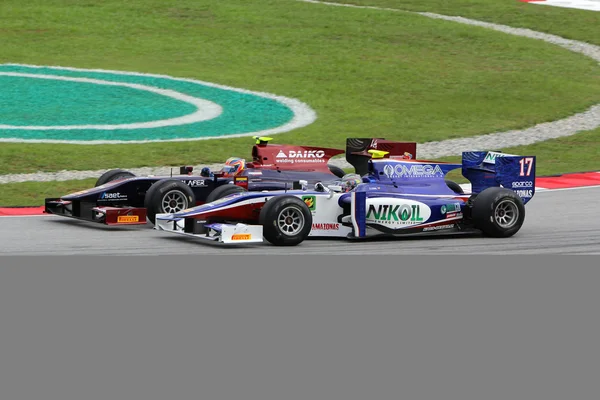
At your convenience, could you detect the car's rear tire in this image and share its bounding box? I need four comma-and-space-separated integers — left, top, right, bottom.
445, 179, 464, 194
471, 187, 525, 238
204, 184, 247, 203
144, 179, 196, 225
259, 196, 312, 246
95, 169, 136, 187
328, 165, 346, 178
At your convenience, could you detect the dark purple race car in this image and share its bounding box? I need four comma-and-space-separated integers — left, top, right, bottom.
44, 137, 418, 226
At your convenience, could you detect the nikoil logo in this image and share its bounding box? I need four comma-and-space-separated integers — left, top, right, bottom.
365, 199, 432, 228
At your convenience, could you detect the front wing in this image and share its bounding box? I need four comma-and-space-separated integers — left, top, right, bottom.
154, 213, 264, 244
44, 198, 148, 225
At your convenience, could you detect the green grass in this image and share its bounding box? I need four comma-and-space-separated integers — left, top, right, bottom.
333, 0, 600, 45
0, 0, 599, 205
1, 0, 599, 172
0, 179, 97, 207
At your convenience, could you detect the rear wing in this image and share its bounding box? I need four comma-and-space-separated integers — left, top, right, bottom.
462, 151, 536, 205
345, 138, 418, 175
250, 136, 344, 172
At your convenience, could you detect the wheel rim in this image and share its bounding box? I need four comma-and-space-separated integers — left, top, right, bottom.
161, 190, 189, 214
277, 206, 305, 236
494, 199, 518, 229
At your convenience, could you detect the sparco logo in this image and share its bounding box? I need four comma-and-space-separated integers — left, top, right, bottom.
383, 163, 444, 178
512, 181, 533, 188
276, 150, 325, 159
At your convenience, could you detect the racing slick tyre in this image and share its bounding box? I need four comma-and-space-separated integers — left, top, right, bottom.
144, 179, 196, 225
328, 165, 346, 178
471, 187, 525, 238
95, 169, 136, 187
445, 179, 464, 194
204, 184, 247, 203
259, 196, 312, 246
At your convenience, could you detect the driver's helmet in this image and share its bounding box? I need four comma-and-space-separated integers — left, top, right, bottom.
341, 173, 362, 192
221, 157, 246, 177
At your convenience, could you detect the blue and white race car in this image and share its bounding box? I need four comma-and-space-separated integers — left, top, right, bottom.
154, 139, 536, 246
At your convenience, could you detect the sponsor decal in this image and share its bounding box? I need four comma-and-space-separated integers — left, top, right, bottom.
231, 233, 252, 241
275, 149, 326, 164
483, 152, 504, 164
159, 183, 177, 194
100, 192, 127, 200
302, 195, 316, 211
382, 163, 444, 179
514, 189, 533, 198
512, 181, 533, 188
423, 224, 455, 232
312, 223, 339, 230
446, 212, 463, 219
184, 179, 206, 187
366, 199, 431, 228
247, 172, 263, 175
117, 215, 139, 223
483, 151, 517, 164
370, 139, 378, 149
440, 202, 461, 215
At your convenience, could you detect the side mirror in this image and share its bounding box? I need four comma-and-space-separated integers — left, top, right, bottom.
180, 166, 193, 175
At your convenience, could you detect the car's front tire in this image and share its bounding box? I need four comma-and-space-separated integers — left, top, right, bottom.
204, 184, 247, 203
95, 169, 136, 187
144, 179, 196, 225
259, 196, 312, 246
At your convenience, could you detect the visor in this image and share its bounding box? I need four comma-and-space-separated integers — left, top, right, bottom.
220, 165, 237, 174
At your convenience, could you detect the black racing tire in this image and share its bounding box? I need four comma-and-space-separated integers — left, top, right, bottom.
259, 196, 312, 246
95, 169, 136, 187
471, 187, 525, 238
328, 165, 346, 178
445, 179, 464, 194
144, 179, 196, 225
204, 184, 247, 204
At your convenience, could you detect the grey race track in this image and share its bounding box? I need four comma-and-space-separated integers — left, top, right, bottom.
1, 186, 599, 255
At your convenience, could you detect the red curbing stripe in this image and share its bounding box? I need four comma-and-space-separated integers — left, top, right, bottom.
0, 206, 46, 216
536, 172, 600, 189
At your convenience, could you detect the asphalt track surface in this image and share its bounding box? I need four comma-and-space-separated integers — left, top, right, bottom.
1, 186, 598, 255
